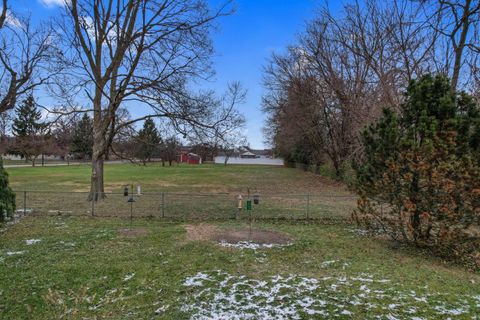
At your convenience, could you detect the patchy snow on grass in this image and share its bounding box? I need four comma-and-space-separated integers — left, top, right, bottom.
6, 251, 25, 256
218, 240, 292, 250
154, 305, 170, 315
59, 240, 76, 247
25, 239, 42, 245
181, 270, 479, 319
320, 260, 337, 267
123, 273, 135, 282
184, 272, 212, 287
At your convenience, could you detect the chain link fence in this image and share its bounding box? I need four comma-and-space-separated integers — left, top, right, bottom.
13, 190, 357, 222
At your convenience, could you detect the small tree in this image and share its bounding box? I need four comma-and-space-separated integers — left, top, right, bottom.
354, 75, 480, 267
135, 119, 161, 165
10, 95, 49, 166
71, 113, 93, 160
162, 136, 179, 166
220, 131, 247, 165
0, 157, 15, 222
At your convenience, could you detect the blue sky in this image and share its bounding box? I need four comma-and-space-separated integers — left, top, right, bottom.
205, 0, 319, 148
11, 0, 325, 149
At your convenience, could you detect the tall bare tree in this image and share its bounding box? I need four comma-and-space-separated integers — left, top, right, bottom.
421, 0, 480, 90
263, 0, 480, 177
54, 0, 236, 200
0, 0, 55, 113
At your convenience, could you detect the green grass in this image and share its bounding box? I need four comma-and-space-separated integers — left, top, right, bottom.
2, 163, 479, 318
0, 216, 478, 319
6, 163, 351, 195
7, 163, 357, 220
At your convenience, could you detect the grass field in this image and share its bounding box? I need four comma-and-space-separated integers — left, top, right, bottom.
1, 163, 479, 319
6, 163, 350, 195
1, 217, 479, 319
7, 163, 357, 220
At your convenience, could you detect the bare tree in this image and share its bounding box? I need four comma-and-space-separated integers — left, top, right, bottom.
0, 0, 55, 113
187, 82, 246, 164
263, 0, 480, 177
421, 0, 480, 90
53, 0, 236, 200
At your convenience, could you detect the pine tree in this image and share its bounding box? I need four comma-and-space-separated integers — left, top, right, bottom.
135, 119, 161, 164
0, 157, 15, 222
10, 95, 48, 166
71, 113, 94, 160
354, 75, 480, 267
12, 95, 42, 137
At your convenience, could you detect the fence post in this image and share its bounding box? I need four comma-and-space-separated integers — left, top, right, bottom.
306, 194, 310, 220
23, 191, 27, 216
161, 192, 165, 218
91, 194, 95, 217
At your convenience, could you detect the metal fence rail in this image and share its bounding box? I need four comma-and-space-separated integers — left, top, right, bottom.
13, 190, 357, 222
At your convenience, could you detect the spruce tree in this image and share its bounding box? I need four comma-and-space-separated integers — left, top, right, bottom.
12, 95, 42, 137
0, 157, 15, 222
135, 119, 161, 164
10, 95, 47, 165
354, 75, 480, 265
71, 113, 94, 159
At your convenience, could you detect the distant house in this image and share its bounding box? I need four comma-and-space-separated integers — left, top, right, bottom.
240, 151, 257, 159
177, 152, 202, 165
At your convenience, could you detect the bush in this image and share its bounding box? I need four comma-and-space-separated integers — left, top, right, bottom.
353, 75, 480, 268
0, 157, 15, 222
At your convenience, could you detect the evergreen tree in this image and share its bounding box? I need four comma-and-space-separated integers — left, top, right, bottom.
71, 113, 94, 160
0, 157, 15, 222
12, 95, 43, 137
354, 75, 480, 267
135, 119, 161, 164
10, 95, 48, 166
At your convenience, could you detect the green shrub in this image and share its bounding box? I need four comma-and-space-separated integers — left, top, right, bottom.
0, 157, 15, 222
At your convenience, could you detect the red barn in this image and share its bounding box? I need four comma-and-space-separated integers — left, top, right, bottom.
178, 152, 202, 165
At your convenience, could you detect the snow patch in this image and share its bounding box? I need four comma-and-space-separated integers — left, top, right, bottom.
123, 273, 135, 282
25, 239, 42, 245
218, 241, 292, 250
181, 270, 479, 319
6, 251, 25, 255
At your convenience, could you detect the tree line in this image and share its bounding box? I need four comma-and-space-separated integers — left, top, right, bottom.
263, 0, 480, 268
1, 94, 243, 167
263, 0, 480, 178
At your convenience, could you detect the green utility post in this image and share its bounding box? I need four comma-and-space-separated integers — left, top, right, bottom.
246, 198, 253, 235
246, 199, 252, 211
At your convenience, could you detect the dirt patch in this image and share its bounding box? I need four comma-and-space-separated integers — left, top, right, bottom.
118, 228, 149, 237
214, 229, 292, 245
185, 223, 219, 241
184, 224, 293, 246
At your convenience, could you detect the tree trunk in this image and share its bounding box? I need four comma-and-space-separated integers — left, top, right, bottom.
88, 152, 105, 201
88, 93, 107, 202
451, 0, 472, 91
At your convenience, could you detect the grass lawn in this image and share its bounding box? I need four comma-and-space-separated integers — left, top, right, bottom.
2, 164, 479, 318
7, 163, 357, 220
6, 163, 350, 195
1, 216, 479, 319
